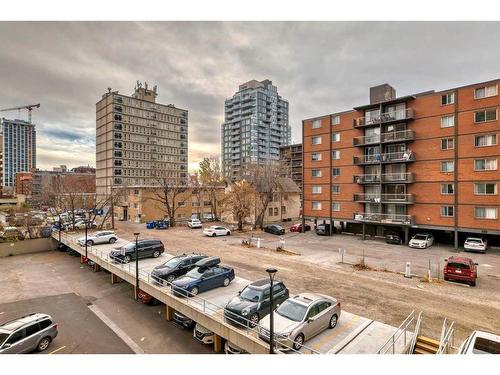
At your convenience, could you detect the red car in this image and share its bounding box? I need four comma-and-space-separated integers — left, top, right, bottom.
137, 289, 161, 305
290, 223, 311, 232
443, 256, 478, 286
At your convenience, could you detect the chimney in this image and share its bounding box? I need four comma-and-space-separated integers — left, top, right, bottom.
370, 84, 396, 104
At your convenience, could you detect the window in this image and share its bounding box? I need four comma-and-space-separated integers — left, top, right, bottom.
441, 160, 454, 172
312, 152, 322, 161
312, 202, 322, 210
332, 133, 340, 142
475, 158, 498, 171
441, 115, 455, 128
281, 206, 286, 215
274, 207, 278, 216
177, 201, 186, 207
312, 136, 322, 145
441, 183, 455, 195
474, 183, 497, 195
474, 207, 498, 219
5, 330, 24, 345
441, 138, 454, 150
332, 168, 340, 177
192, 201, 200, 207
25, 324, 39, 337
312, 186, 322, 194
441, 206, 454, 217
312, 119, 322, 129
475, 134, 497, 147
312, 169, 322, 177
474, 84, 498, 99
268, 207, 273, 216
332, 202, 341, 211
441, 93, 455, 105
332, 115, 340, 125
474, 109, 497, 123
332, 150, 340, 160
332, 185, 340, 194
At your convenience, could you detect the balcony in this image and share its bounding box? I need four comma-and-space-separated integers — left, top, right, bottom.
353, 108, 415, 128
353, 193, 415, 204
353, 212, 413, 225
353, 130, 416, 147
353, 172, 415, 184
353, 151, 415, 165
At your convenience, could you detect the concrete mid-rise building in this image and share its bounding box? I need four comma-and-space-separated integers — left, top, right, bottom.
280, 143, 303, 191
303, 79, 500, 247
1, 118, 36, 188
221, 79, 290, 181
96, 82, 188, 197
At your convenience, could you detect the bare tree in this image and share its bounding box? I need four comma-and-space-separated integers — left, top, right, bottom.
198, 157, 226, 220
145, 171, 188, 227
222, 180, 255, 231
246, 161, 285, 230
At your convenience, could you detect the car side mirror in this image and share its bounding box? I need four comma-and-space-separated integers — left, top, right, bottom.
3, 343, 11, 349
238, 290, 242, 295
307, 317, 314, 323
474, 263, 478, 266
276, 303, 280, 308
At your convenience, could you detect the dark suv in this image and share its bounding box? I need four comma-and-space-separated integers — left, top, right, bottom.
224, 279, 289, 327
151, 253, 207, 284
0, 313, 58, 354
110, 239, 164, 263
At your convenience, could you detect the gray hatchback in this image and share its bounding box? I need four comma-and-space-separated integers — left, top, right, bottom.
0, 313, 58, 354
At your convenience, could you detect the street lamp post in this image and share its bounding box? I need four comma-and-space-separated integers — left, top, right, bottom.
84, 219, 89, 259
134, 232, 140, 300
266, 267, 277, 354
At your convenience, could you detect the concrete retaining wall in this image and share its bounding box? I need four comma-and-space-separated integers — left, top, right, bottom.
0, 238, 58, 257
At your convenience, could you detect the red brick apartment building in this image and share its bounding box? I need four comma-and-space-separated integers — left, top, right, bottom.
302, 80, 500, 247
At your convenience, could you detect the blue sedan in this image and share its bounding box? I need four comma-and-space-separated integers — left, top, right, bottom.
171, 257, 235, 297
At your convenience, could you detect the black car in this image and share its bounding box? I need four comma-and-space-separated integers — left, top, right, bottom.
151, 253, 207, 284
385, 233, 403, 245
264, 225, 285, 235
315, 223, 333, 236
224, 278, 289, 327
173, 311, 195, 329
110, 239, 164, 263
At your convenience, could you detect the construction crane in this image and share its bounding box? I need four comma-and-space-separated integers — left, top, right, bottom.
0, 103, 40, 123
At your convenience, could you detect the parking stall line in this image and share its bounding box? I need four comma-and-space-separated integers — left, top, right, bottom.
48, 345, 66, 354
310, 315, 361, 351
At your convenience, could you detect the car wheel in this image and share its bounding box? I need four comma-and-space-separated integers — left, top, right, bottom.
212, 233, 216, 237
166, 275, 176, 284
329, 314, 338, 329
124, 255, 131, 263
109, 238, 116, 244
37, 337, 51, 352
190, 286, 199, 296
86, 240, 94, 246
249, 313, 259, 327
227, 231, 231, 236
470, 280, 476, 287
293, 333, 304, 351
223, 277, 230, 287
152, 250, 160, 258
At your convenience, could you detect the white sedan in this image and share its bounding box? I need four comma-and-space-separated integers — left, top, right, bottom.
408, 233, 434, 249
203, 226, 231, 237
77, 231, 118, 246
187, 219, 203, 229
464, 238, 488, 253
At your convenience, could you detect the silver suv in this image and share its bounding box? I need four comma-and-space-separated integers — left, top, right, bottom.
0, 313, 58, 354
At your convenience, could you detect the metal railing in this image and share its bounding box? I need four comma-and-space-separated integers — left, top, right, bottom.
437, 319, 455, 354
353, 193, 414, 203
354, 108, 415, 127
54, 231, 320, 355
353, 212, 414, 225
408, 312, 423, 354
377, 310, 417, 354
353, 150, 415, 165
353, 130, 415, 146
353, 172, 415, 184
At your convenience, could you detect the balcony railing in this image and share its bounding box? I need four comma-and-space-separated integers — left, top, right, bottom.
354, 108, 415, 127
353, 212, 413, 225
353, 193, 415, 203
353, 151, 415, 165
353, 173, 415, 184
353, 130, 416, 146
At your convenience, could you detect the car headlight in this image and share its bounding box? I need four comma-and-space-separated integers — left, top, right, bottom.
241, 308, 250, 316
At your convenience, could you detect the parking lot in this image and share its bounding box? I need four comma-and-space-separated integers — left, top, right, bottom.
113, 221, 500, 345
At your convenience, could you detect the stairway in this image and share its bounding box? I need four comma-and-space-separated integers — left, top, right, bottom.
413, 336, 440, 354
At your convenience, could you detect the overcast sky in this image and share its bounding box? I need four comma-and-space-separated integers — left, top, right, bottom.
1, 22, 500, 171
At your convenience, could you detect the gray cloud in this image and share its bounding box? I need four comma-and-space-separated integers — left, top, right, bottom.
1, 21, 500, 170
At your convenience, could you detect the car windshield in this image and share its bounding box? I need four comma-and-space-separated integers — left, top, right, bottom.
413, 235, 427, 240
186, 268, 204, 279
466, 239, 482, 244
164, 257, 183, 268
276, 299, 308, 322
240, 286, 263, 302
